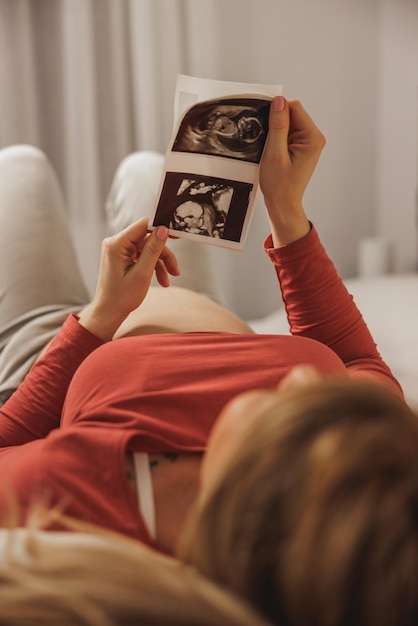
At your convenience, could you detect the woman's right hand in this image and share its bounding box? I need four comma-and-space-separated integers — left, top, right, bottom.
259, 97, 326, 247
78, 218, 179, 341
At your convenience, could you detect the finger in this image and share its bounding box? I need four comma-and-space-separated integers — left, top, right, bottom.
133, 225, 170, 282
155, 259, 170, 288
156, 238, 181, 286
154, 245, 181, 287
106, 217, 150, 265
158, 245, 181, 277
264, 96, 290, 160
287, 99, 317, 132
288, 100, 326, 151
116, 216, 150, 244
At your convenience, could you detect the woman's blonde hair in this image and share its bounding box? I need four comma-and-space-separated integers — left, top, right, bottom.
0, 513, 270, 626
180, 379, 418, 626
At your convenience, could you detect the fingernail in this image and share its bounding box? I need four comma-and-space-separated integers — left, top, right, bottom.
156, 226, 168, 241
273, 96, 285, 112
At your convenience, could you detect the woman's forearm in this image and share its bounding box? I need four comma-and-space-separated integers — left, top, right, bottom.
0, 315, 103, 446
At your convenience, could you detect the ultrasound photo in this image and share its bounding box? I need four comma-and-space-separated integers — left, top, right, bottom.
150, 75, 283, 249
172, 98, 270, 163
152, 172, 253, 243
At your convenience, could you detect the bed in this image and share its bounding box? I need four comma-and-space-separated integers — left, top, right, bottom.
249, 273, 418, 410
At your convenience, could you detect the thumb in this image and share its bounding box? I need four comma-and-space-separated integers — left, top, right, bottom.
136, 225, 169, 277
265, 96, 290, 159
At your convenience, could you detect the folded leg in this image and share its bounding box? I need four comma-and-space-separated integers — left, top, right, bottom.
0, 146, 90, 404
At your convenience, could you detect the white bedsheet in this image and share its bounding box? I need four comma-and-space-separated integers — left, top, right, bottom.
249, 273, 418, 410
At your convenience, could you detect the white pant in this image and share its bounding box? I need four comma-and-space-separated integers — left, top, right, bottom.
0, 146, 90, 404
0, 146, 223, 405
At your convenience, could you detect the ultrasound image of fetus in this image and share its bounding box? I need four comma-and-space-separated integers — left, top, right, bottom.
173, 99, 270, 163
169, 181, 230, 239
170, 201, 219, 237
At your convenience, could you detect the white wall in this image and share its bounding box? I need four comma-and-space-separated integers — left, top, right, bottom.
180, 0, 381, 318
376, 0, 418, 273
6, 0, 413, 321
61, 0, 418, 319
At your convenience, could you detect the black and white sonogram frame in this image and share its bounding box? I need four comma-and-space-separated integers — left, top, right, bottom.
172, 98, 270, 164
151, 172, 253, 248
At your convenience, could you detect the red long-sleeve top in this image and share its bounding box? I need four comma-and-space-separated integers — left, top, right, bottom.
0, 227, 402, 544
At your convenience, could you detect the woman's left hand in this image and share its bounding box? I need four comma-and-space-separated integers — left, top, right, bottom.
79, 218, 180, 340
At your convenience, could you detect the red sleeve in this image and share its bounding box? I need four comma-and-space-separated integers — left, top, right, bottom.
0, 315, 104, 446
265, 225, 403, 396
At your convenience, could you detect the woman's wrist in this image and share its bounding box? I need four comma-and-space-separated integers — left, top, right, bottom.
78, 303, 125, 342
266, 205, 311, 247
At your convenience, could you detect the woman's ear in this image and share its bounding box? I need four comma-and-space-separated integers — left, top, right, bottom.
277, 364, 323, 393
